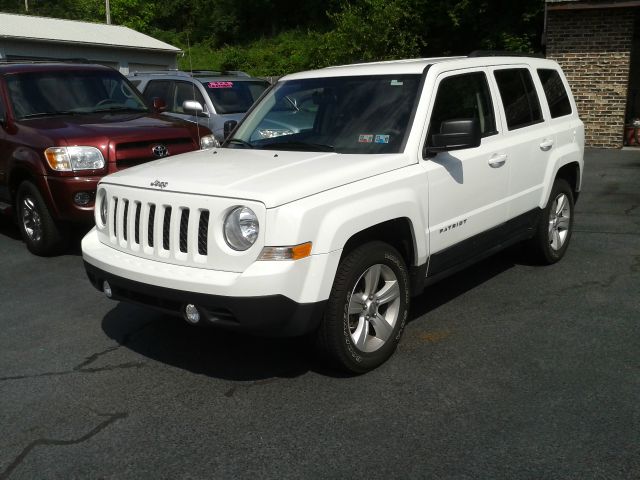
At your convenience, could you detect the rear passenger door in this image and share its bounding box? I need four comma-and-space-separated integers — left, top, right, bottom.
424, 69, 509, 273
491, 66, 555, 219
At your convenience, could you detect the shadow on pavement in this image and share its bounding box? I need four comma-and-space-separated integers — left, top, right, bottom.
101, 302, 323, 381
100, 246, 527, 381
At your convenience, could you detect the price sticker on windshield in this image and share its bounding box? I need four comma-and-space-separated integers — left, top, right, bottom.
207, 81, 234, 89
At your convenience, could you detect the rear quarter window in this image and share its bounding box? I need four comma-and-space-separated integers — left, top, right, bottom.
494, 68, 543, 130
537, 69, 572, 119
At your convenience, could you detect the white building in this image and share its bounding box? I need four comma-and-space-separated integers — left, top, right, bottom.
0, 12, 181, 74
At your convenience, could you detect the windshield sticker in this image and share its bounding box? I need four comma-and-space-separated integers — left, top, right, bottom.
207, 81, 234, 89
390, 80, 404, 86
375, 134, 390, 144
358, 134, 374, 143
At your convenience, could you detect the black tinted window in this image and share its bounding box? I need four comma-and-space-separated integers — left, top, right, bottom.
203, 80, 269, 114
428, 72, 497, 144
538, 69, 572, 118
494, 68, 543, 130
143, 80, 172, 104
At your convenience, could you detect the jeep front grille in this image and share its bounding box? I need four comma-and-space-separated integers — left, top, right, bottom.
101, 186, 263, 272
109, 194, 210, 261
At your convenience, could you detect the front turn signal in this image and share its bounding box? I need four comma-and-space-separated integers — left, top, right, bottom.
258, 242, 312, 261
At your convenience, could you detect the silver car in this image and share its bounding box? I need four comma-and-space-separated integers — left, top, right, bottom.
129, 70, 270, 143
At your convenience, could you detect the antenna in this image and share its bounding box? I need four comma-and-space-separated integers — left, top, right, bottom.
187, 33, 202, 147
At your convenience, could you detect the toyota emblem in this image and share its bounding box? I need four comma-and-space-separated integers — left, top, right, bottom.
152, 144, 169, 158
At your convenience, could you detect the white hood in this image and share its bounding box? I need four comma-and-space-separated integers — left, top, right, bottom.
102, 148, 412, 207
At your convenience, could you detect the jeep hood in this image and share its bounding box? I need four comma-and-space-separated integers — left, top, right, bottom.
101, 148, 412, 207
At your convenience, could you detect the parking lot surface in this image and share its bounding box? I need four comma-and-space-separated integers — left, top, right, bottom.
1, 149, 639, 479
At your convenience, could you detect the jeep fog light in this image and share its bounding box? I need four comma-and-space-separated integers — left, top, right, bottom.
258, 242, 312, 261
103, 280, 112, 298
184, 304, 201, 324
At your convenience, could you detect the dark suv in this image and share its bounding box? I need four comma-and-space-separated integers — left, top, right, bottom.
0, 63, 215, 255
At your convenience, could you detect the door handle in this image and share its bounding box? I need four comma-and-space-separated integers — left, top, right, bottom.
540, 139, 554, 151
488, 153, 507, 168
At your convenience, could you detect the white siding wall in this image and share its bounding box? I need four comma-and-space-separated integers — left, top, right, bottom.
0, 39, 178, 74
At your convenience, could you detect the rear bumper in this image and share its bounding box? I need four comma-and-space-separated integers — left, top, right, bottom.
85, 261, 326, 337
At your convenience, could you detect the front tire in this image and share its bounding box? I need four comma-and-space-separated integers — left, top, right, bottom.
316, 241, 410, 374
16, 181, 67, 256
527, 178, 574, 264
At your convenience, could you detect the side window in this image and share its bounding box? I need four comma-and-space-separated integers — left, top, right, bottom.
173, 81, 206, 113
427, 72, 497, 145
494, 68, 543, 130
142, 80, 172, 105
537, 69, 572, 119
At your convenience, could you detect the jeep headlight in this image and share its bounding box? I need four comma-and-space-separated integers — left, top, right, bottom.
44, 146, 105, 172
223, 206, 259, 251
200, 134, 219, 149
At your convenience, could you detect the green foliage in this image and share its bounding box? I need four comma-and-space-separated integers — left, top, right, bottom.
321, 0, 426, 65
0, 0, 545, 75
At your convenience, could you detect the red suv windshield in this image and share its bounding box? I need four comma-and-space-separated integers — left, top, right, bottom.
6, 70, 148, 119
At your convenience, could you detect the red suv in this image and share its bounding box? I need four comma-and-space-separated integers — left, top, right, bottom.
0, 63, 215, 255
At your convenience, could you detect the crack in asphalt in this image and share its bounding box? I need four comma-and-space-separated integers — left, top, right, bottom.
0, 411, 127, 480
573, 229, 640, 236
624, 204, 638, 216
631, 255, 640, 273
0, 321, 155, 382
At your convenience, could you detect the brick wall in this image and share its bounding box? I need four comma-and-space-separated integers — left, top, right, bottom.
546, 9, 634, 148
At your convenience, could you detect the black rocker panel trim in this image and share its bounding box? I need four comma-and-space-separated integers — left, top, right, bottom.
426, 208, 541, 282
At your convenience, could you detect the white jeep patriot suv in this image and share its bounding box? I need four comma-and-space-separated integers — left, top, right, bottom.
82, 54, 584, 373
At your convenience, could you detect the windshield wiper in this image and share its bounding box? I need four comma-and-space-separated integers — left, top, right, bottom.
21, 111, 81, 119
93, 106, 147, 113
259, 141, 334, 152
226, 138, 254, 149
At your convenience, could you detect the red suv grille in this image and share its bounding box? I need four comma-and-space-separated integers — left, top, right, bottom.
114, 137, 196, 169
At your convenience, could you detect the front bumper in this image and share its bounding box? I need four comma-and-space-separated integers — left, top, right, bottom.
82, 229, 340, 337
45, 175, 101, 222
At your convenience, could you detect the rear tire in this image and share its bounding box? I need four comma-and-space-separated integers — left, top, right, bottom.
316, 241, 410, 374
527, 178, 574, 265
16, 181, 67, 256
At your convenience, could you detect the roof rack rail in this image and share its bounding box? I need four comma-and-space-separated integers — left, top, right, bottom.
468, 50, 545, 59
129, 69, 251, 78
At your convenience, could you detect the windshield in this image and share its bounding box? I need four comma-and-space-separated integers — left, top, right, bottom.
6, 70, 148, 119
227, 75, 421, 154
202, 80, 269, 114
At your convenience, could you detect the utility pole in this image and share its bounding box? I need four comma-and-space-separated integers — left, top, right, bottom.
105, 0, 111, 24
24, 0, 28, 12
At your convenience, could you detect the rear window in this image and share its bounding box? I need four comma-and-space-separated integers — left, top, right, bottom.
494, 68, 543, 130
203, 80, 269, 114
537, 69, 572, 119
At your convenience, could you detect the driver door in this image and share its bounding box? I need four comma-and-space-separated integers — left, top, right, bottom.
422, 68, 510, 275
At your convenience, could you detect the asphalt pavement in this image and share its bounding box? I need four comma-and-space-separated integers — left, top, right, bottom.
1, 148, 639, 479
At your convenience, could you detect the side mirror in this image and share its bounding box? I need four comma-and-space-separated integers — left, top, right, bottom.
183, 100, 208, 117
152, 97, 167, 113
223, 120, 238, 139
426, 118, 481, 157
